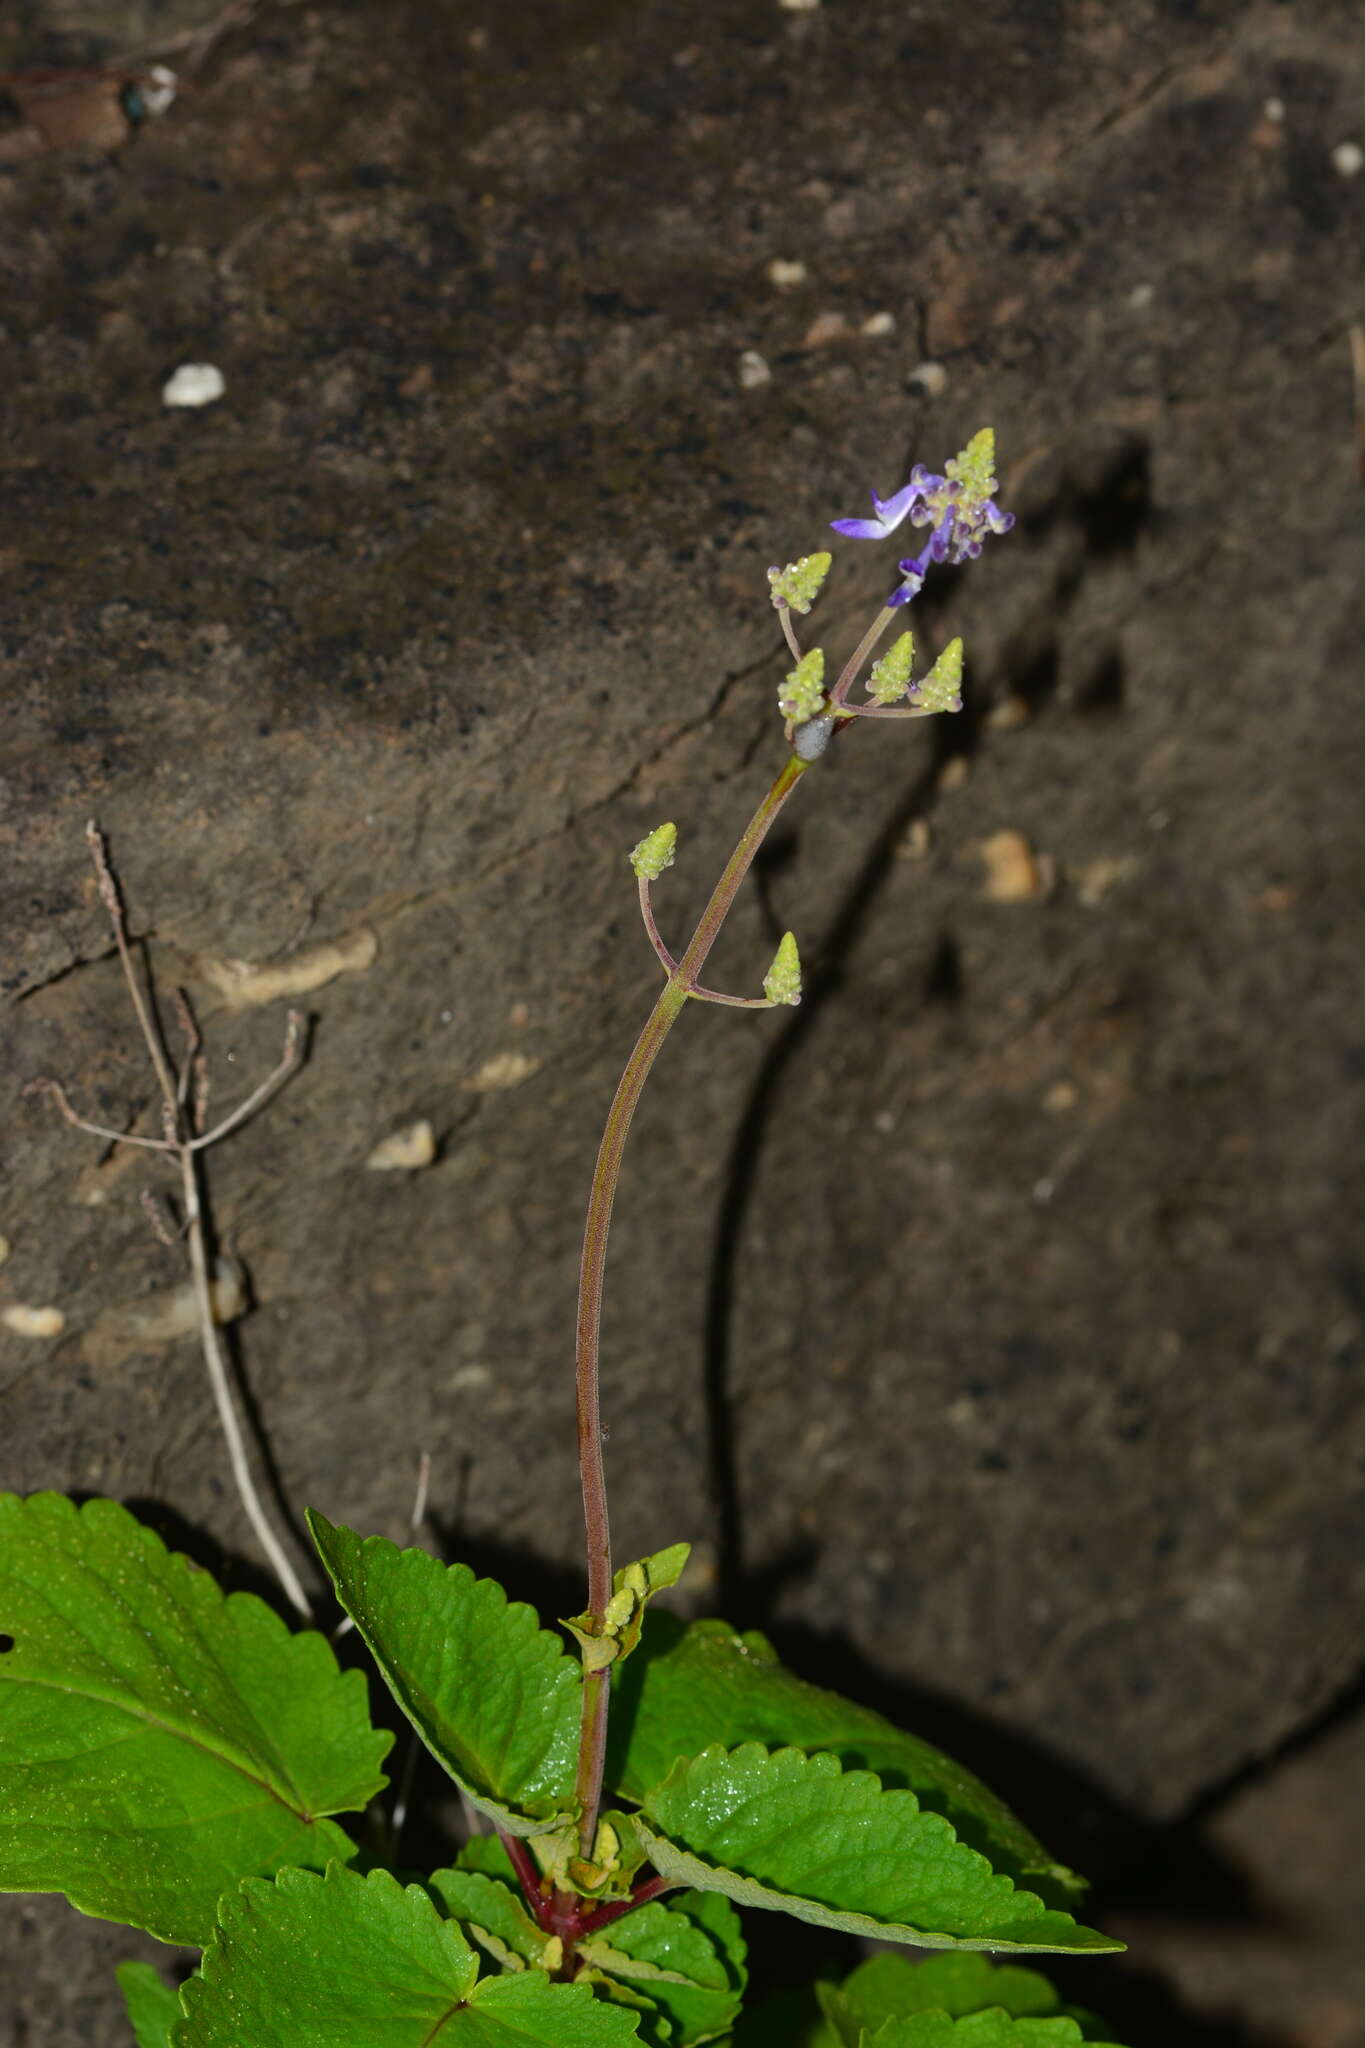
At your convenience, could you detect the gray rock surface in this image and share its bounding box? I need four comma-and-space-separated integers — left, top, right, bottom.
3, 0, 1363, 2039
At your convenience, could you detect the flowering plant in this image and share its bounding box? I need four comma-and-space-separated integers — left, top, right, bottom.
3, 434, 1131, 2048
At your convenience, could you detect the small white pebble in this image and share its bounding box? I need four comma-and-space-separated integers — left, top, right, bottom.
907, 359, 948, 397
463, 1051, 543, 1093
765, 258, 807, 289
738, 349, 772, 390
802, 309, 848, 348
860, 310, 895, 337
1263, 96, 1285, 124
140, 64, 178, 118
1331, 141, 1363, 178
2, 1304, 65, 1339
366, 1119, 437, 1171
1128, 282, 1156, 310
162, 362, 226, 409
450, 1363, 493, 1392
1032, 1178, 1056, 1204
778, 0, 820, 10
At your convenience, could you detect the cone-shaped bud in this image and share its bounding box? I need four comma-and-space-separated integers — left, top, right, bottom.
946, 428, 998, 506
913, 637, 965, 714
867, 630, 916, 704
629, 821, 677, 880
767, 551, 832, 615
762, 930, 802, 1006
778, 647, 826, 722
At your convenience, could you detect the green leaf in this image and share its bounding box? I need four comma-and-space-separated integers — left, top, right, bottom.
308, 1511, 580, 1836
0, 1493, 389, 1945
821, 1956, 1074, 2045
581, 1891, 746, 2048
865, 2016, 1122, 2048
609, 1618, 1082, 1903
429, 1867, 556, 1971
178, 1863, 641, 2047
637, 1746, 1122, 1954
456, 1834, 519, 1881
116, 1962, 183, 2048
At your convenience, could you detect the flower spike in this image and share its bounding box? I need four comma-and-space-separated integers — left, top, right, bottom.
778, 648, 826, 723
768, 552, 832, 615
912, 638, 965, 714
867, 631, 916, 704
832, 427, 1015, 608
763, 932, 803, 1006
629, 822, 677, 881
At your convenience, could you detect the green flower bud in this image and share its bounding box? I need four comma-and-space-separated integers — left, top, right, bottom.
629, 822, 677, 880
767, 551, 832, 615
946, 428, 999, 506
778, 647, 826, 722
913, 637, 964, 714
763, 930, 802, 1006
867, 630, 916, 704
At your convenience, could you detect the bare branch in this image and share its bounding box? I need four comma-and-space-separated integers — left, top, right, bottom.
85, 821, 181, 1125
140, 1187, 180, 1249
23, 1077, 175, 1153
191, 1010, 305, 1152
179, 1141, 312, 1620
172, 987, 202, 1118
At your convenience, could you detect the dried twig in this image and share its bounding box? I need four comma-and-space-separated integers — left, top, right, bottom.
1350, 323, 1365, 485
29, 824, 312, 1620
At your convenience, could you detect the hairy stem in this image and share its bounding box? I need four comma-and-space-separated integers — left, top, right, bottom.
573, 750, 808, 1856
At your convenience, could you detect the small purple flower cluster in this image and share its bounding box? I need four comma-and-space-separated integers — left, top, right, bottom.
831, 428, 1014, 607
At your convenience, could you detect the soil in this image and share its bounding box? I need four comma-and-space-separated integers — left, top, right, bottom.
2, 1, 1363, 2042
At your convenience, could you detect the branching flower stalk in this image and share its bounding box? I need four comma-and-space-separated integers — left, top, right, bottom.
568, 429, 1016, 1871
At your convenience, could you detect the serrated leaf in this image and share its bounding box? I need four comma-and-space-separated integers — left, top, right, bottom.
821, 1956, 1126, 2048
0, 1494, 389, 1945
116, 1962, 183, 2048
582, 1891, 746, 2048
638, 1747, 1122, 1954
308, 1511, 580, 1835
429, 1867, 556, 1971
609, 1618, 1081, 1903
177, 1863, 641, 2047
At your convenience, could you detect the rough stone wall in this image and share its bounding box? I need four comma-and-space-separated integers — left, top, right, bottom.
2, 2, 1363, 2040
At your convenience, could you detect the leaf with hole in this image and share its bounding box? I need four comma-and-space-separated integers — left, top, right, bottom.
0, 1493, 389, 1944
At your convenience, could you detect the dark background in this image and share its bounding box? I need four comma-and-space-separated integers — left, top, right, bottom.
2, 2, 1363, 2041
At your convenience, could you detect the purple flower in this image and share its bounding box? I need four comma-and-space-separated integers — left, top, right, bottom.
832, 430, 1015, 606
829, 479, 921, 542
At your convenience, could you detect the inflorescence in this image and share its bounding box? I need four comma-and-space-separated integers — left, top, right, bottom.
832, 427, 1015, 606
